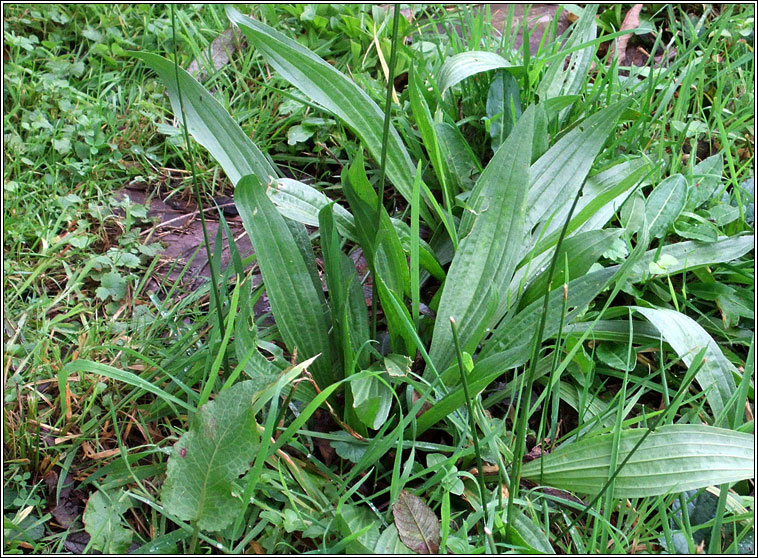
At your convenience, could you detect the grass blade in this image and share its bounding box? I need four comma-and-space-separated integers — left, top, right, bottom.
62, 361, 194, 413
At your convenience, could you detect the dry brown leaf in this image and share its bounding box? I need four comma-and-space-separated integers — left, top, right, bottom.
393, 490, 440, 554
186, 26, 244, 82
613, 4, 643, 66
248, 541, 266, 554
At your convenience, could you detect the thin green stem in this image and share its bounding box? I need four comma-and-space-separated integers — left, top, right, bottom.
506, 178, 587, 543
170, 6, 230, 379
553, 350, 705, 543
450, 317, 492, 551
371, 5, 402, 340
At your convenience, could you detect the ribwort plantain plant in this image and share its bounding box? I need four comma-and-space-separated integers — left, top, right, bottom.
83, 4, 753, 552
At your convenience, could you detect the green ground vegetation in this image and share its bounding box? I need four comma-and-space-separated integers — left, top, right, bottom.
3, 4, 755, 554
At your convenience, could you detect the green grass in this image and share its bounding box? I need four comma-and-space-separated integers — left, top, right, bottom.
3, 4, 754, 554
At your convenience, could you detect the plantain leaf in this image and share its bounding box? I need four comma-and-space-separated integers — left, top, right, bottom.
318, 204, 370, 374
272, 178, 444, 280
673, 214, 720, 242
419, 267, 618, 434
526, 99, 631, 233
392, 490, 441, 554
428, 105, 536, 375
129, 51, 275, 187
645, 174, 688, 239
343, 154, 414, 354
487, 69, 522, 152
536, 5, 598, 106
351, 367, 392, 430
234, 278, 285, 382
435, 121, 482, 192
522, 425, 754, 498
511, 158, 649, 306
509, 507, 554, 554
685, 153, 724, 212
236, 174, 333, 387
438, 50, 519, 94
563, 319, 666, 345
519, 228, 622, 309
432, 215, 648, 433
272, 178, 356, 237
617, 235, 755, 281
408, 68, 447, 189
528, 157, 650, 259
620, 188, 647, 235
131, 47, 444, 277
162, 381, 260, 532
133, 48, 444, 279
632, 307, 738, 424
476, 234, 753, 393
227, 8, 430, 221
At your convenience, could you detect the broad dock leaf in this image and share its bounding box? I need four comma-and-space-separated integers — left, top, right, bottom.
162, 381, 260, 532
83, 489, 133, 554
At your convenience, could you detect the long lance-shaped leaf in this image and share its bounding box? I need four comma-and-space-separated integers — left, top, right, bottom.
521, 424, 754, 498
504, 159, 648, 317
532, 157, 650, 251
645, 174, 688, 239
270, 178, 445, 280
536, 5, 598, 117
632, 307, 738, 424
343, 156, 414, 354
519, 228, 622, 309
235, 175, 334, 387
319, 203, 370, 375
478, 267, 616, 368
481, 235, 755, 368
526, 99, 631, 232
227, 8, 433, 223
129, 51, 276, 186
612, 234, 755, 281
133, 51, 446, 278
438, 51, 522, 94
479, 208, 650, 381
427, 106, 536, 376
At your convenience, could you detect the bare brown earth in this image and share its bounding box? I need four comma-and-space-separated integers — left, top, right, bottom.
483, 4, 571, 51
